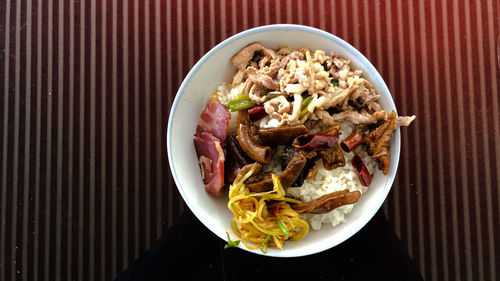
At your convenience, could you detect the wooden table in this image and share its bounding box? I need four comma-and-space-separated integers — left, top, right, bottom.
0, 0, 499, 280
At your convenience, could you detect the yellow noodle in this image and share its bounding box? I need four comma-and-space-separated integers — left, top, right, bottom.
272, 235, 283, 249
256, 199, 266, 219
227, 173, 310, 252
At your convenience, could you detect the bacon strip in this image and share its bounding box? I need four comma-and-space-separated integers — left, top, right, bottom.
193, 132, 225, 196
195, 100, 231, 146
194, 99, 231, 196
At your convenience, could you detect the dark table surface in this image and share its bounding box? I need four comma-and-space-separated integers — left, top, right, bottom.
1, 0, 499, 280
115, 209, 424, 281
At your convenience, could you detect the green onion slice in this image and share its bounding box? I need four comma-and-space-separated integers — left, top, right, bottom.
260, 234, 272, 251
226, 94, 255, 112
276, 219, 290, 238
224, 232, 241, 249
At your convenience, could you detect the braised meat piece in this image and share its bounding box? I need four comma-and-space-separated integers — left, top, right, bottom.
281, 147, 317, 170
280, 147, 318, 187
319, 124, 341, 136
246, 152, 307, 192
305, 164, 318, 180
317, 124, 345, 170
246, 171, 273, 184
363, 110, 397, 174
257, 125, 308, 146
320, 143, 346, 170
233, 162, 262, 182
236, 110, 272, 164
292, 190, 361, 214
225, 135, 253, 184
280, 146, 299, 170
303, 119, 319, 130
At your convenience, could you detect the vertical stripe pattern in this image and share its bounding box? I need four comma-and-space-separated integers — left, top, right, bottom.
0, 0, 499, 280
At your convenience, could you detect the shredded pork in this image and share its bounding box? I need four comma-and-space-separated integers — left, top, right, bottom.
219, 42, 415, 174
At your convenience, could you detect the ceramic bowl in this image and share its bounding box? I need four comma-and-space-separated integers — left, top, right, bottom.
167, 24, 400, 257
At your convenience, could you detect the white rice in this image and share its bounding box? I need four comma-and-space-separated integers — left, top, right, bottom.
216, 82, 240, 105
259, 116, 282, 128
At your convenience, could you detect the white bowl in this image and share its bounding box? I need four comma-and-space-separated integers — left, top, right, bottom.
167, 24, 400, 257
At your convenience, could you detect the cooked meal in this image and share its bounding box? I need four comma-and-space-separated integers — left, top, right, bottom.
193, 42, 415, 252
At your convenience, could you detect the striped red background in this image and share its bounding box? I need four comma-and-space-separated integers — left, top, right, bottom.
0, 0, 499, 280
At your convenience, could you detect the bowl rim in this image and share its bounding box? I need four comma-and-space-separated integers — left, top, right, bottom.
167, 24, 400, 257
